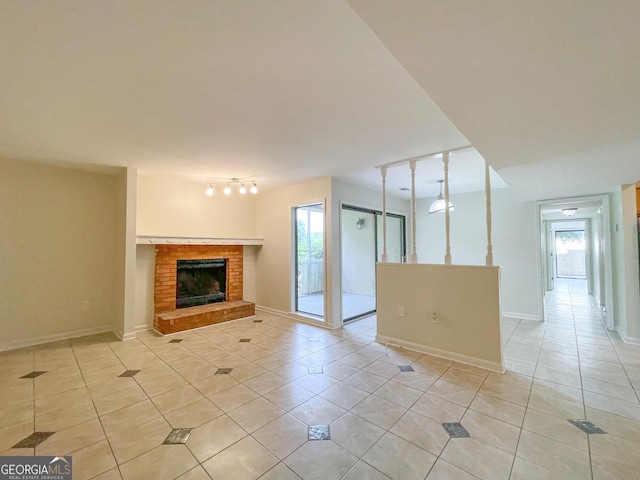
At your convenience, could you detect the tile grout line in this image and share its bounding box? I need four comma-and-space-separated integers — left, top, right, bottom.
567, 282, 595, 480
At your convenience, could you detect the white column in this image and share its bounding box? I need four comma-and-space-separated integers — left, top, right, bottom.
485, 161, 494, 266
410, 160, 418, 263
381, 167, 388, 262
443, 152, 452, 265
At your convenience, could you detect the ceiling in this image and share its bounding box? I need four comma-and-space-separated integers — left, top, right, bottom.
540, 200, 602, 221
1, 1, 638, 201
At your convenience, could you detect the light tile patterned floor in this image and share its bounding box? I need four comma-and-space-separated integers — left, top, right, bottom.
1, 278, 639, 479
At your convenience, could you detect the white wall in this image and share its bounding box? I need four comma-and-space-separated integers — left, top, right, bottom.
114, 167, 138, 339
589, 213, 604, 306
612, 184, 640, 343
416, 188, 541, 321
0, 159, 122, 350
135, 244, 156, 331
137, 175, 257, 238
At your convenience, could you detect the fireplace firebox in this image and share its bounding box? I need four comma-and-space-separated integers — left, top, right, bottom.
176, 258, 226, 309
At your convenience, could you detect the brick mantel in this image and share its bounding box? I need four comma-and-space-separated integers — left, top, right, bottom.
154, 245, 244, 313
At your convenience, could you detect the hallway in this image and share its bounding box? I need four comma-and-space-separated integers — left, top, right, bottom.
499, 278, 640, 478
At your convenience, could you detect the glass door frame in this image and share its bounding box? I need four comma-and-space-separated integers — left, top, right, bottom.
293, 202, 326, 319
341, 204, 406, 322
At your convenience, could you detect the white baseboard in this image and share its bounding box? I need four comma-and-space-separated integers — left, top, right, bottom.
255, 305, 332, 329
113, 330, 137, 341
502, 311, 543, 322
0, 325, 114, 352
375, 333, 505, 373
135, 324, 152, 333
616, 328, 640, 345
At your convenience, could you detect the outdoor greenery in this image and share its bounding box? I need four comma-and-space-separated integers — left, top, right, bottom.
297, 220, 323, 260
556, 230, 585, 244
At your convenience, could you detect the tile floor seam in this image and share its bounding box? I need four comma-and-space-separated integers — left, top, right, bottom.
70, 340, 123, 480
3, 280, 639, 480
67, 342, 127, 479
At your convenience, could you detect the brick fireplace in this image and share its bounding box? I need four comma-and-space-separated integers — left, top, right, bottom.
153, 245, 255, 334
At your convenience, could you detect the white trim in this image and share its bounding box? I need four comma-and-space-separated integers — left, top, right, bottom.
135, 324, 152, 333
136, 235, 264, 246
255, 305, 333, 330
113, 330, 138, 341
0, 325, 113, 353
502, 311, 543, 322
376, 333, 505, 373
290, 200, 328, 323
535, 194, 615, 330
617, 328, 640, 345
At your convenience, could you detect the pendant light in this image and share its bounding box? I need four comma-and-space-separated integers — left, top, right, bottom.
428, 180, 454, 214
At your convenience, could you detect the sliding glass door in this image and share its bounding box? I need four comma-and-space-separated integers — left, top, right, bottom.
376, 213, 405, 263
341, 205, 405, 322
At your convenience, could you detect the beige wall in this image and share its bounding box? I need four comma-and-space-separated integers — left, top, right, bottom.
137, 175, 257, 238
254, 177, 410, 328
255, 177, 332, 323
376, 263, 503, 372
0, 159, 121, 350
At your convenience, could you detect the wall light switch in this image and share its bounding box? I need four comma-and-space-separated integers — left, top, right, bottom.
398, 306, 406, 317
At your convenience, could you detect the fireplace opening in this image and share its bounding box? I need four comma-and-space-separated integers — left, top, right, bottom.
176, 259, 226, 309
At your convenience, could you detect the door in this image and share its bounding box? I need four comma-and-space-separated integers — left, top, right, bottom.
554, 229, 587, 279
341, 205, 406, 322
295, 204, 325, 317
341, 208, 376, 321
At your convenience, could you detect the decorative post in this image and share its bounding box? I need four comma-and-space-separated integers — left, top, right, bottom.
381, 167, 388, 262
485, 161, 494, 266
410, 160, 418, 263
443, 152, 452, 265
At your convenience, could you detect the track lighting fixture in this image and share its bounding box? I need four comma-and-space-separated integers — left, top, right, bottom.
204, 178, 258, 196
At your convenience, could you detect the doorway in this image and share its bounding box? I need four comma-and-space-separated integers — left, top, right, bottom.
554, 225, 587, 279
537, 195, 614, 330
341, 205, 405, 323
294, 203, 325, 318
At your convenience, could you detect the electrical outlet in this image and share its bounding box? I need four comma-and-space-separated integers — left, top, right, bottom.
398, 306, 406, 317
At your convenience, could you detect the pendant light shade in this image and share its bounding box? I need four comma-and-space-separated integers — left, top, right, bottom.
428, 180, 454, 214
